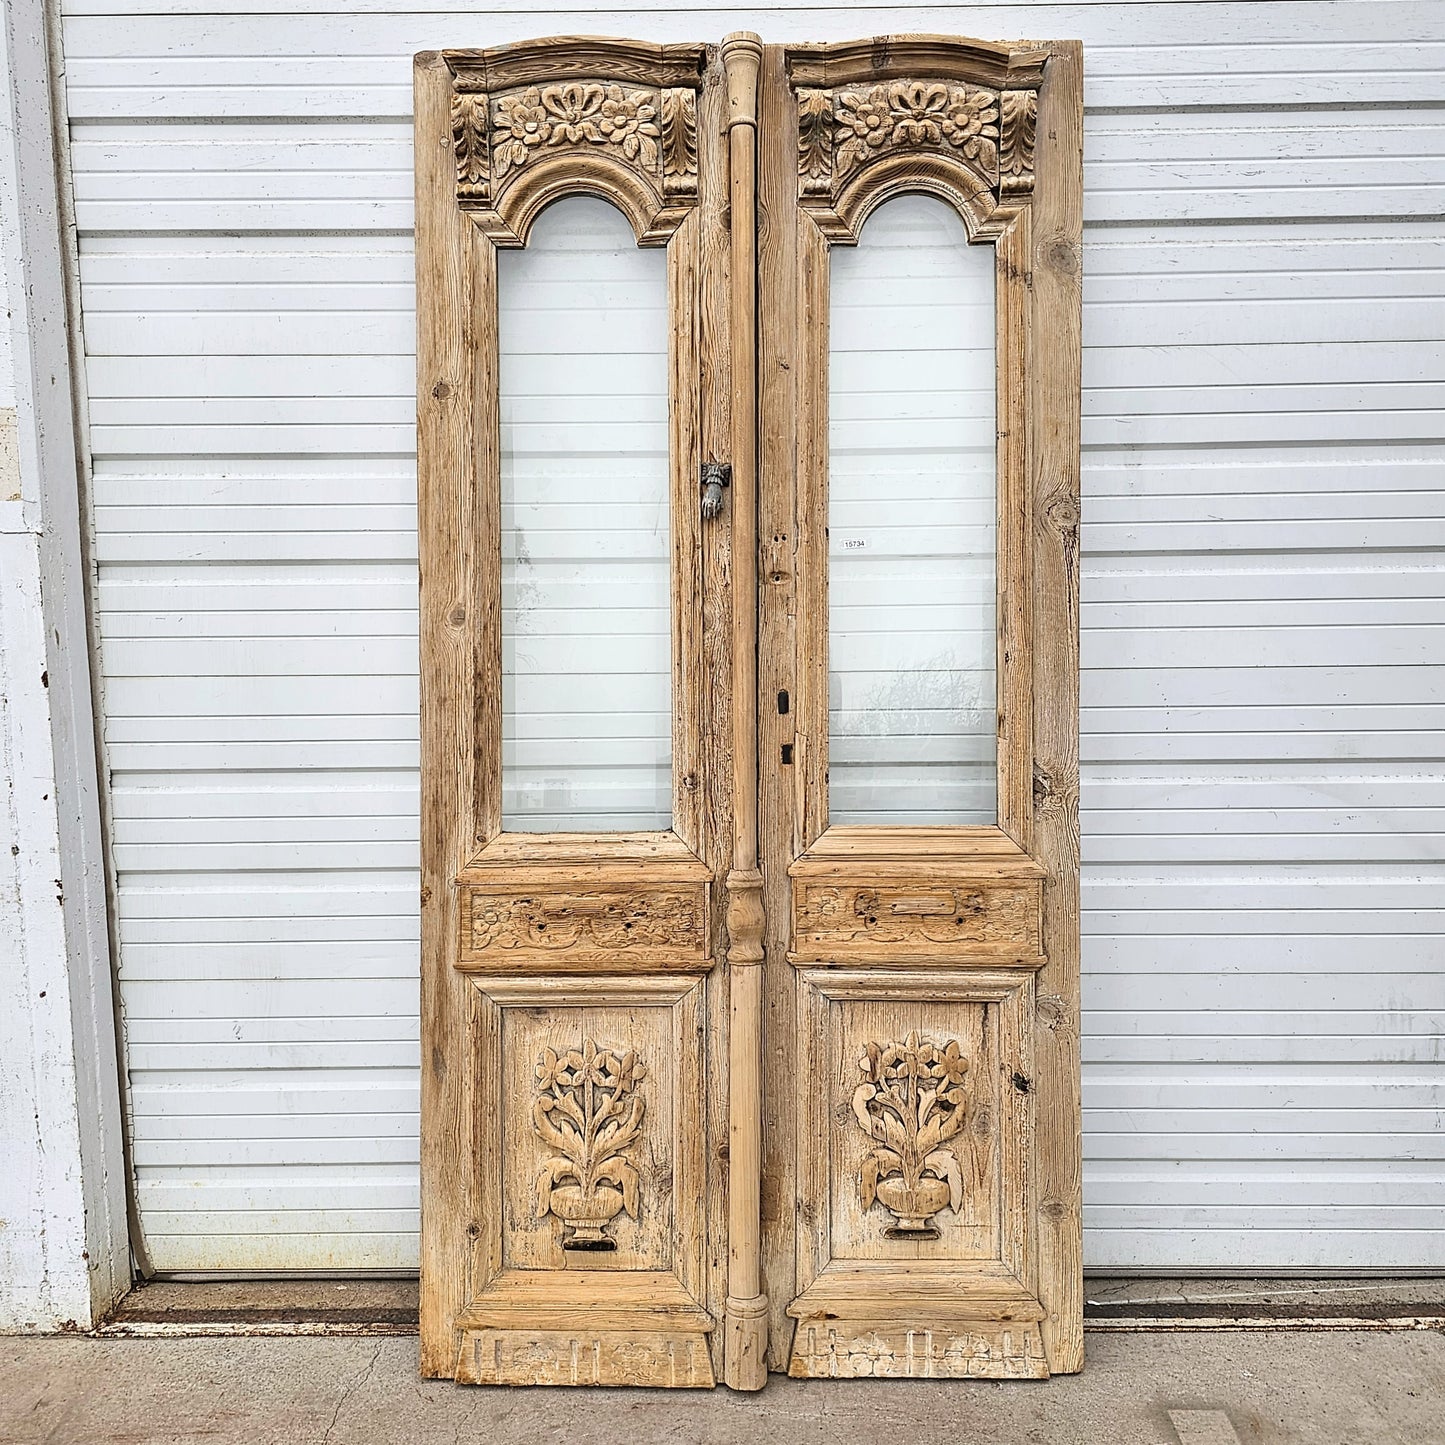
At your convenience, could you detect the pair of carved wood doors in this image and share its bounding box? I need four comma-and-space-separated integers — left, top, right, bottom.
416, 31, 1082, 1391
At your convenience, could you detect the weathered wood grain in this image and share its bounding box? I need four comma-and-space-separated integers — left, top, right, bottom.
1027, 40, 1085, 1376
761, 32, 1081, 1381
416, 34, 734, 1391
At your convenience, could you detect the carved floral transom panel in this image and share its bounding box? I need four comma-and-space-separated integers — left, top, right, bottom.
451, 76, 699, 207
787, 53, 1042, 240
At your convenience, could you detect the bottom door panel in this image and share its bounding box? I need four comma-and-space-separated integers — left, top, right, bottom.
454, 974, 719, 1387
787, 965, 1047, 1379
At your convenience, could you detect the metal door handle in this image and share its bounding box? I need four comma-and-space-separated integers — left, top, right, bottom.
700, 460, 731, 519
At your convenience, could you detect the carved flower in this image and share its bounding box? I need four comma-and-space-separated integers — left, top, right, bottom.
596, 85, 660, 166
888, 82, 949, 146
535, 1047, 571, 1091
876, 1031, 935, 1082
600, 1047, 647, 1093
942, 87, 1000, 173
930, 1039, 970, 1089
543, 83, 605, 144
835, 86, 893, 168
470, 899, 514, 947
493, 88, 551, 176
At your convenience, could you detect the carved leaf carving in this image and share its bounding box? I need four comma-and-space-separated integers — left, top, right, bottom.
660, 87, 698, 192
1000, 89, 1038, 190
451, 90, 489, 199
796, 87, 834, 190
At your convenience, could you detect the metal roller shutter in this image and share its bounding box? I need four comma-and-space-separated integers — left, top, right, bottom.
64, 0, 1445, 1271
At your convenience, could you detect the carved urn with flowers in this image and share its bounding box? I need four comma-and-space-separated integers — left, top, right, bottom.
533, 1038, 647, 1251
852, 1031, 968, 1239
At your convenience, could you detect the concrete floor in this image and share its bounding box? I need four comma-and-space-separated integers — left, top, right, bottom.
2, 1331, 1443, 1445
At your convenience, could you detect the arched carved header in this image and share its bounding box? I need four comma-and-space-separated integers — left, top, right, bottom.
784, 36, 1046, 242
445, 38, 708, 246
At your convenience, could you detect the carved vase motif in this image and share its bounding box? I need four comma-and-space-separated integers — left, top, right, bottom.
532, 1038, 647, 1251
852, 1030, 968, 1239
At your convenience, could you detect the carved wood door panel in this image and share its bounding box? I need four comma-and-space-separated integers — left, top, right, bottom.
415, 35, 751, 1390
416, 31, 1081, 1392
756, 37, 1084, 1380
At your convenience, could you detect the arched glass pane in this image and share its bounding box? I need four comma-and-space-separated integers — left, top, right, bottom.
498, 196, 671, 830
828, 194, 997, 825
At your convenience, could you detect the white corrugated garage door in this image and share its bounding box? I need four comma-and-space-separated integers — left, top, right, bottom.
65, 0, 1445, 1271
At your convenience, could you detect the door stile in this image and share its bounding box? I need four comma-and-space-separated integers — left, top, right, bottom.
1025, 41, 1085, 1374
755, 39, 803, 1372
718, 30, 770, 1393
416, 50, 482, 1377
996, 210, 1035, 850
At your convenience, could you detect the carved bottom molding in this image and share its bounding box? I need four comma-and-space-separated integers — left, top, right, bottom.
456, 1327, 716, 1388
787, 1320, 1048, 1380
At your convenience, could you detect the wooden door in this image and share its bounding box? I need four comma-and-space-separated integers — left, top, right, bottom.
756, 37, 1084, 1379
414, 34, 763, 1389
416, 31, 1081, 1391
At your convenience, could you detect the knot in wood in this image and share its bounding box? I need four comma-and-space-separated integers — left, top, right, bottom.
1045, 494, 1080, 534
1043, 235, 1081, 277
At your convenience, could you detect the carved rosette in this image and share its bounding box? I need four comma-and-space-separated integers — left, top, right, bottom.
447, 58, 701, 243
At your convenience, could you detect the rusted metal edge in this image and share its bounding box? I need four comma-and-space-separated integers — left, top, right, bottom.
93, 1315, 1445, 1339
96, 1320, 419, 1338
1086, 1316, 1445, 1333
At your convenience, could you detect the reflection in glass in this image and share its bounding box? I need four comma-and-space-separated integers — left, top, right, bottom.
828, 194, 997, 824
498, 197, 672, 830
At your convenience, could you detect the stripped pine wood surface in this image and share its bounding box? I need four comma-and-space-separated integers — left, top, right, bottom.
416, 35, 738, 1386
